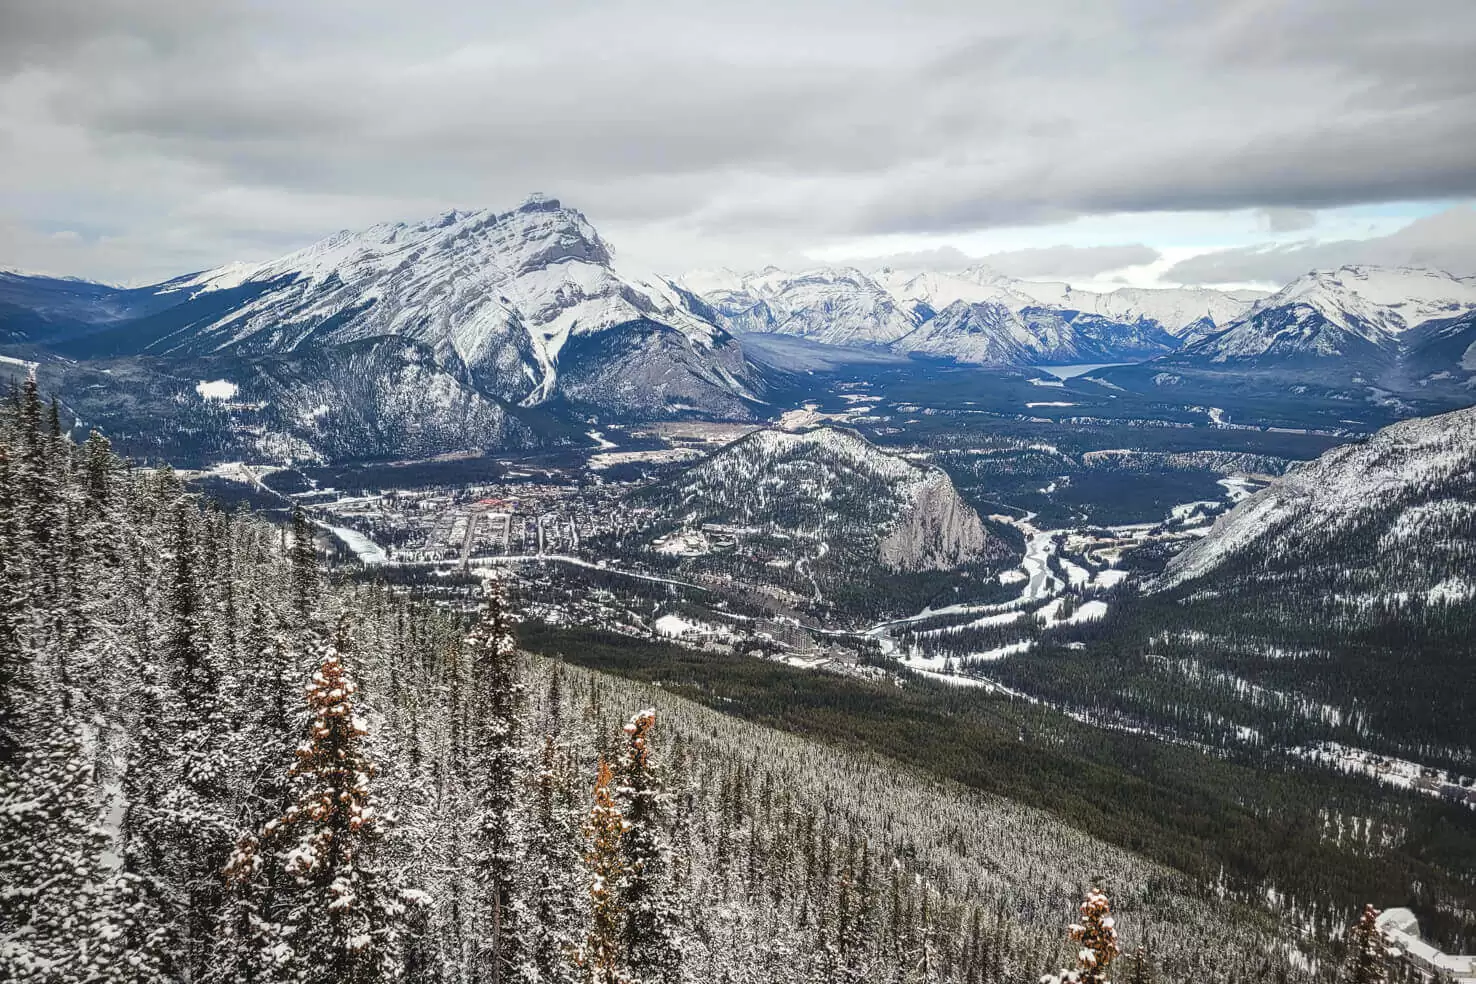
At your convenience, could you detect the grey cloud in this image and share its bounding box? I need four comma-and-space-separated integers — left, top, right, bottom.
983, 244, 1160, 279
858, 243, 1159, 279
1257, 208, 1317, 233
859, 246, 978, 273
3, 0, 1476, 281
1164, 206, 1476, 285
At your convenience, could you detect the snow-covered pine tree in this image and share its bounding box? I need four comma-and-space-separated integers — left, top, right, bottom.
0, 720, 111, 980
155, 501, 238, 979
226, 634, 415, 984
14, 376, 57, 599
581, 757, 627, 984
289, 507, 320, 624
617, 709, 683, 984
0, 444, 21, 766
1342, 904, 1391, 984
530, 733, 581, 984
464, 585, 535, 983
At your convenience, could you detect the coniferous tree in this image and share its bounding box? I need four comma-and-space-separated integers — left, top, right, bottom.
617, 709, 682, 984
0, 724, 110, 980
155, 502, 237, 979
1342, 905, 1391, 984
289, 508, 320, 623
0, 444, 22, 766
531, 733, 580, 984
464, 585, 534, 983
227, 637, 415, 984
1045, 889, 1120, 984
581, 758, 627, 984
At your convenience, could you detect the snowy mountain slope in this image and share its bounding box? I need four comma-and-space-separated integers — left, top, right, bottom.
1401, 309, 1476, 388
1178, 265, 1476, 366
877, 267, 1041, 317
636, 427, 1006, 604
886, 300, 1177, 367
1012, 280, 1264, 337
699, 267, 920, 348
121, 196, 757, 411
0, 271, 184, 345
1155, 405, 1476, 599
889, 301, 1035, 365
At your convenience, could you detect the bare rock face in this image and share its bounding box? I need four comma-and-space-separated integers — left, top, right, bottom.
879, 471, 989, 571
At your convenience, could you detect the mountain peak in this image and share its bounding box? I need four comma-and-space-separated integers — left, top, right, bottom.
516, 192, 562, 212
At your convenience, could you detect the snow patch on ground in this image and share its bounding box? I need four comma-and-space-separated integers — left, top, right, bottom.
196, 379, 239, 401
1217, 476, 1257, 503
314, 521, 388, 566
0, 354, 39, 371
654, 614, 699, 637
652, 529, 712, 556
1061, 559, 1091, 588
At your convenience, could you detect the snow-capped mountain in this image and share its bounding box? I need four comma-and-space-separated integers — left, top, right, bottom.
877, 266, 1262, 336
698, 267, 920, 348
118, 195, 759, 412
1401, 308, 1476, 388
689, 264, 1253, 368
877, 267, 1042, 319
1009, 280, 1264, 338
635, 426, 1006, 606
890, 301, 1039, 365
887, 300, 1176, 366
1178, 265, 1476, 366
1156, 405, 1476, 603
0, 197, 767, 461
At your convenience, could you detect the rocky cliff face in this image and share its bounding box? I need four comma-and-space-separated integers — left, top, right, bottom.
879, 470, 990, 571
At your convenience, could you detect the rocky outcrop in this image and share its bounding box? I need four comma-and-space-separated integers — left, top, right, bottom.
879, 471, 990, 571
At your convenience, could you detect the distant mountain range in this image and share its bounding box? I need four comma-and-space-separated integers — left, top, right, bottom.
4, 194, 1476, 462
684, 265, 1265, 367
1092, 265, 1476, 412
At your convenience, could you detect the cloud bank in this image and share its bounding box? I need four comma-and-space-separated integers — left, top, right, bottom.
1, 1, 1474, 283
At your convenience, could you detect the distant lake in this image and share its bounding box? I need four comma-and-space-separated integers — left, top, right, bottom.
1038, 362, 1133, 380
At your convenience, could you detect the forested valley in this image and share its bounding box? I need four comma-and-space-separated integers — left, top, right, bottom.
0, 376, 1432, 982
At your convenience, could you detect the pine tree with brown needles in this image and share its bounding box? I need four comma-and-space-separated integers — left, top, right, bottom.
580, 758, 628, 984
1044, 888, 1120, 984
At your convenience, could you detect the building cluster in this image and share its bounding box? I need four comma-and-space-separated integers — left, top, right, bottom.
1377, 908, 1476, 983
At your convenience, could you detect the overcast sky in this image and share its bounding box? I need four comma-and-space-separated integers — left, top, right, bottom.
3, 0, 1475, 288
